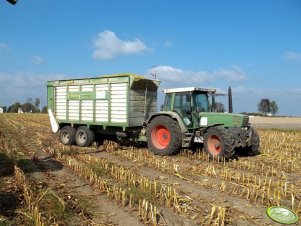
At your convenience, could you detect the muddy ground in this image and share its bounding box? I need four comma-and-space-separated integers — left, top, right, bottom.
0, 113, 300, 226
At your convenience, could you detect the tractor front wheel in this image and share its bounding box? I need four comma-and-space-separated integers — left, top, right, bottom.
146, 116, 182, 155
204, 126, 234, 160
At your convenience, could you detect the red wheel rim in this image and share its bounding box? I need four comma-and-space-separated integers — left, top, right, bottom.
208, 135, 222, 156
151, 125, 171, 149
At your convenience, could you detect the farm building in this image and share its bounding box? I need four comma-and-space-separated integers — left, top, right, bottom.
18, 107, 24, 113
0, 107, 3, 113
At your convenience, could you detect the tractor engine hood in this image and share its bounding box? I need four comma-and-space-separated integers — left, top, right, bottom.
198, 112, 249, 128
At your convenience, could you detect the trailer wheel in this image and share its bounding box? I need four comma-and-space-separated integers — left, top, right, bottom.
246, 127, 260, 156
146, 116, 182, 155
60, 126, 76, 145
204, 126, 234, 160
75, 126, 95, 147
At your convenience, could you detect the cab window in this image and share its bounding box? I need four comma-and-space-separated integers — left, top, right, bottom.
193, 93, 209, 112
174, 92, 191, 117
163, 93, 172, 111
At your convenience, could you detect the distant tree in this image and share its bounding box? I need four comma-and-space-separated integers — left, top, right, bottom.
7, 102, 21, 113
22, 102, 32, 112
257, 98, 279, 115
27, 97, 32, 104
213, 102, 225, 112
270, 101, 279, 115
42, 106, 48, 113
27, 97, 33, 112
257, 99, 270, 114
23, 102, 40, 113
34, 98, 41, 111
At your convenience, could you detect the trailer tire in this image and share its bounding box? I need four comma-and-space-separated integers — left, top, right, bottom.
146, 116, 182, 155
75, 126, 95, 147
204, 126, 235, 160
60, 126, 76, 145
246, 127, 260, 156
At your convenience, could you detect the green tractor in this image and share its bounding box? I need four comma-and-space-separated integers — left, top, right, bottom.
145, 87, 260, 159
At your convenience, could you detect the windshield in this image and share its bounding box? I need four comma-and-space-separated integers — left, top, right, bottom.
193, 92, 210, 112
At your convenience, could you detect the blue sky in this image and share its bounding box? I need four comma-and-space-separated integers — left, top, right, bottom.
0, 0, 301, 116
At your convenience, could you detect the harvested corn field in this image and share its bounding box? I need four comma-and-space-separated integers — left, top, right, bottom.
0, 113, 300, 225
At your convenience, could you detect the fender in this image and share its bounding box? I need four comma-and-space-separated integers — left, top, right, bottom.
147, 111, 188, 134
203, 123, 224, 133
48, 108, 59, 133
147, 112, 194, 148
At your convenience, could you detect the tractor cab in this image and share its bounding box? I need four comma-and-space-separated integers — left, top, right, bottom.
162, 87, 218, 128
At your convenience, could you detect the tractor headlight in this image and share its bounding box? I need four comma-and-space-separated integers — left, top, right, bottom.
200, 117, 208, 126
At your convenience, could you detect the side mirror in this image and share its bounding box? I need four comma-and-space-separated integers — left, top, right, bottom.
6, 0, 18, 5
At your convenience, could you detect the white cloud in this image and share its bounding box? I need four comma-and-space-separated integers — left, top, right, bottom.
231, 86, 301, 103
283, 51, 301, 62
147, 65, 212, 86
0, 72, 66, 106
214, 65, 245, 81
0, 42, 10, 52
93, 30, 152, 60
147, 65, 247, 87
232, 86, 265, 95
31, 55, 45, 64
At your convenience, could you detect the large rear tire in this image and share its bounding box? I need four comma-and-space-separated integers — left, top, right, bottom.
204, 126, 234, 160
60, 126, 75, 145
146, 116, 182, 155
246, 127, 260, 156
75, 126, 95, 147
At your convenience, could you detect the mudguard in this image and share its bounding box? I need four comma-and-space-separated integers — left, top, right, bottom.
147, 111, 188, 134
48, 109, 59, 133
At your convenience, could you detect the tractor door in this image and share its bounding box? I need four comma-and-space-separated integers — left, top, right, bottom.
173, 92, 194, 127
191, 92, 211, 127
193, 92, 210, 113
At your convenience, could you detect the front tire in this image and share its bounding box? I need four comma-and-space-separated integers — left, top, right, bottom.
75, 126, 95, 147
146, 116, 182, 155
60, 126, 76, 145
204, 126, 234, 159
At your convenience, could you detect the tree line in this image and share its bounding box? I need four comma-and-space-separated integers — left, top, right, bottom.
1, 98, 47, 113
210, 99, 279, 115
1, 97, 279, 115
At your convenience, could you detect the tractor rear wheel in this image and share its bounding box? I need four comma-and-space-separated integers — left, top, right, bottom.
246, 127, 260, 156
75, 126, 95, 147
204, 126, 234, 160
146, 116, 182, 155
60, 126, 75, 145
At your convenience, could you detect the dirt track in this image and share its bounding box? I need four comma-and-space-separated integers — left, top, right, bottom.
250, 116, 301, 130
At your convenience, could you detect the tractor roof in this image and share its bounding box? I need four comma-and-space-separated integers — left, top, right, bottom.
163, 87, 217, 94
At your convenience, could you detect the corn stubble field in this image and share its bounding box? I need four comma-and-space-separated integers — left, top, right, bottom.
0, 113, 300, 226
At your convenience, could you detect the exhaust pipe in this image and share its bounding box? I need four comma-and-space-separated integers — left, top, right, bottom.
228, 86, 233, 113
